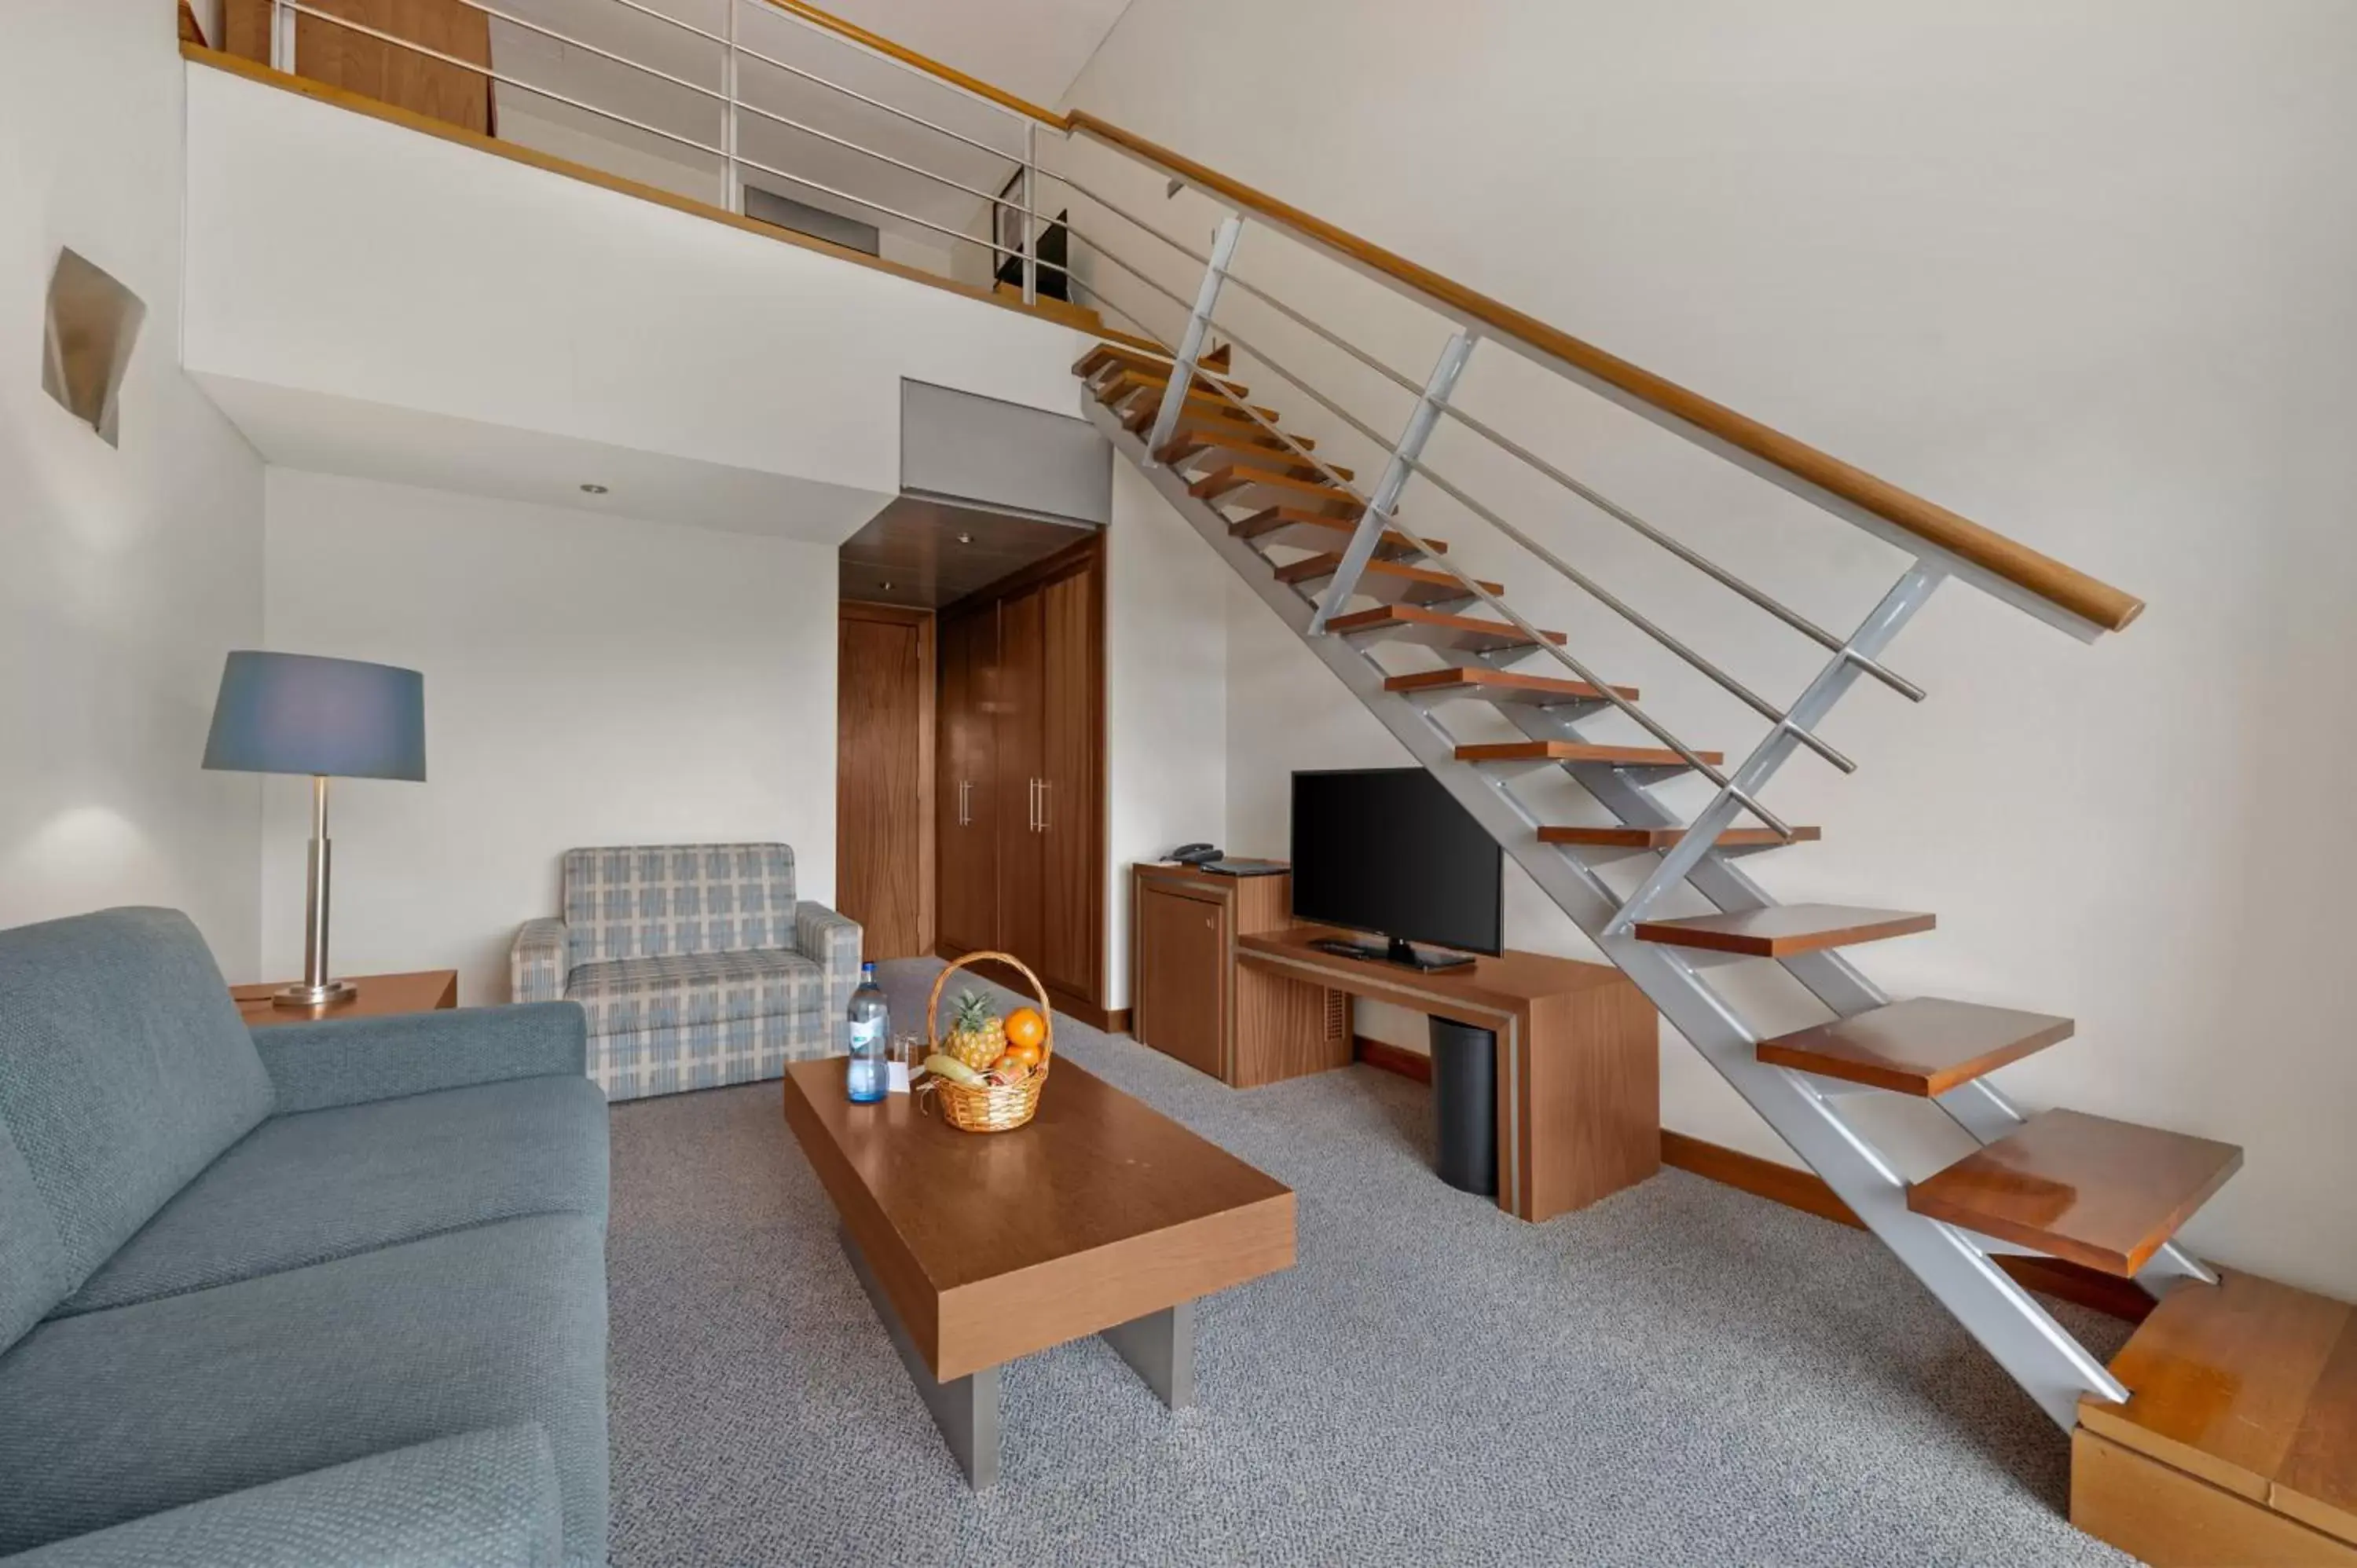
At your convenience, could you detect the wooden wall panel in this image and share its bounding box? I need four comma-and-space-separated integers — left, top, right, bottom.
838, 603, 933, 960
222, 0, 493, 134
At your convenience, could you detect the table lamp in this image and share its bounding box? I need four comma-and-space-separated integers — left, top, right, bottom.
203, 650, 426, 1009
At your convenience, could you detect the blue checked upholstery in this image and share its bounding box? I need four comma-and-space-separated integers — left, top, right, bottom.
508, 844, 861, 1101
560, 844, 797, 969
566, 950, 824, 1035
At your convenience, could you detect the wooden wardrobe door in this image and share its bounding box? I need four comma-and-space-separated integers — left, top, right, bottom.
936, 606, 999, 957
1037, 562, 1100, 1001
994, 588, 1047, 972
836, 606, 931, 960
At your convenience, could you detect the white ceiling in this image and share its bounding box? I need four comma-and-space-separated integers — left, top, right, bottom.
197, 373, 893, 545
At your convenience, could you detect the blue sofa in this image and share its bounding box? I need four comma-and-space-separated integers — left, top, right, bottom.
0, 908, 609, 1567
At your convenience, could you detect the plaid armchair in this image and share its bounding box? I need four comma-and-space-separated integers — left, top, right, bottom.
510, 843, 861, 1101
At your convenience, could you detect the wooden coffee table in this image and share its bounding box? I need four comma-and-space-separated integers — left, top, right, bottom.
779, 1056, 1295, 1489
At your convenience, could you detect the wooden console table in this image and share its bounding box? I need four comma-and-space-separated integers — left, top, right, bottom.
1237, 927, 1659, 1223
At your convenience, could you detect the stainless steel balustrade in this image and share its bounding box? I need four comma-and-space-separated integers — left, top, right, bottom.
266, 0, 1045, 262
263, 0, 1895, 844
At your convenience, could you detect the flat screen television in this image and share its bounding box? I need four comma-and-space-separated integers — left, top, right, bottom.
1290, 768, 1502, 968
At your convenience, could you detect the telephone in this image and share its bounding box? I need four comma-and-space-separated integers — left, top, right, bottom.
1168, 843, 1222, 866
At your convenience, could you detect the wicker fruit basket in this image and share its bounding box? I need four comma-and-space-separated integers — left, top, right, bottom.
921, 951, 1053, 1134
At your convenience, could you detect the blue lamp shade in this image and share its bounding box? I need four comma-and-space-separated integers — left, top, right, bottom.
201, 651, 427, 781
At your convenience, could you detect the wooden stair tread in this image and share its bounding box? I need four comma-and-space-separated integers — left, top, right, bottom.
1328, 605, 1566, 653
1099, 371, 1276, 423
1192, 464, 1364, 516
1757, 997, 2073, 1096
1087, 329, 1230, 370
1274, 554, 1501, 604
1539, 824, 1820, 850
1161, 434, 1344, 483
1075, 343, 1246, 393
1387, 666, 1637, 705
1455, 740, 1721, 768
1232, 508, 1432, 558
1908, 1108, 2242, 1277
1633, 903, 1934, 957
1120, 402, 1272, 441
2080, 1267, 2357, 1543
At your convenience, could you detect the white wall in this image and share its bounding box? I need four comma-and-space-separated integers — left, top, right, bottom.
1104, 459, 1228, 1008
1069, 1, 2357, 1294
0, 2, 264, 972
259, 470, 839, 1003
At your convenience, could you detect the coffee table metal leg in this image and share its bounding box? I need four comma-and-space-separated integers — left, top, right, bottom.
837, 1225, 1001, 1489
1101, 1299, 1195, 1409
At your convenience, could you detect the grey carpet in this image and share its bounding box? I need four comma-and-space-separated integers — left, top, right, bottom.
607, 958, 2133, 1566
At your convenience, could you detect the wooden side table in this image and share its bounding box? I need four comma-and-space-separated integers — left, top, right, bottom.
233, 969, 459, 1028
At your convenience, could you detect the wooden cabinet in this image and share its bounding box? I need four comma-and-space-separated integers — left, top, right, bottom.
936, 535, 1105, 1017
1132, 864, 1350, 1087
1137, 880, 1226, 1078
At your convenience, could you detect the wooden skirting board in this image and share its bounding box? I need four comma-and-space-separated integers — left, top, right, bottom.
1350, 1041, 2148, 1323
1352, 1035, 1431, 1083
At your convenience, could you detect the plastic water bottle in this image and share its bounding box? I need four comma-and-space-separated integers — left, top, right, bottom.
846, 962, 889, 1104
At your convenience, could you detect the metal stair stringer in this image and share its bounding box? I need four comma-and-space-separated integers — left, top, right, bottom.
1090, 394, 2135, 1430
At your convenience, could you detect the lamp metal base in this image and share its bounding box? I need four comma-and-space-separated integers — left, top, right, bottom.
273, 979, 358, 1009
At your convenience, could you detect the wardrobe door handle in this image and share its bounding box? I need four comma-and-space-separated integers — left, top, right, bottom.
1039, 779, 1051, 832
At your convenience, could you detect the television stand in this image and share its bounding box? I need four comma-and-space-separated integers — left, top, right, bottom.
1237, 925, 1659, 1224
1307, 934, 1477, 973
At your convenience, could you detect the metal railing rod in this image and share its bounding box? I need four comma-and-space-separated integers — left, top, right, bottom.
1056, 247, 1783, 833
729, 148, 1000, 251
1057, 222, 1215, 320
281, 2, 1026, 256
1406, 456, 1858, 775
1217, 270, 1428, 400
1190, 320, 1397, 461
731, 90, 1043, 214
729, 29, 1025, 164
355, 0, 1045, 223
1439, 401, 1926, 702
1039, 170, 1214, 268
1057, 268, 1352, 497
443, 0, 727, 109
753, 0, 1047, 130
275, 2, 731, 163
1346, 508, 1793, 834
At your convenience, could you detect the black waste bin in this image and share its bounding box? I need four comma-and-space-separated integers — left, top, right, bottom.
1428, 1016, 1497, 1196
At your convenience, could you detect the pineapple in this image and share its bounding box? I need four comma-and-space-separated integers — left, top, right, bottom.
946, 990, 1006, 1072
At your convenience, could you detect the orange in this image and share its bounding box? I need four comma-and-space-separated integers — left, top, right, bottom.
1006, 1041, 1042, 1069
1006, 1007, 1047, 1053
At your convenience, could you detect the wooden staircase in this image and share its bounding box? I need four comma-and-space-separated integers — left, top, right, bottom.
1072, 332, 2245, 1441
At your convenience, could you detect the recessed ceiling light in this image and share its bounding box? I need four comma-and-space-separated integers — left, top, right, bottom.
579, 482, 608, 494
956, 532, 973, 545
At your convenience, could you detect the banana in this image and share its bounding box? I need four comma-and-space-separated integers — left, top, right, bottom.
922, 1053, 985, 1087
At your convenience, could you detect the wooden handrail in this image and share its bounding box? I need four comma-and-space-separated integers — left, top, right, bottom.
1066, 112, 2143, 634
752, 0, 1070, 130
